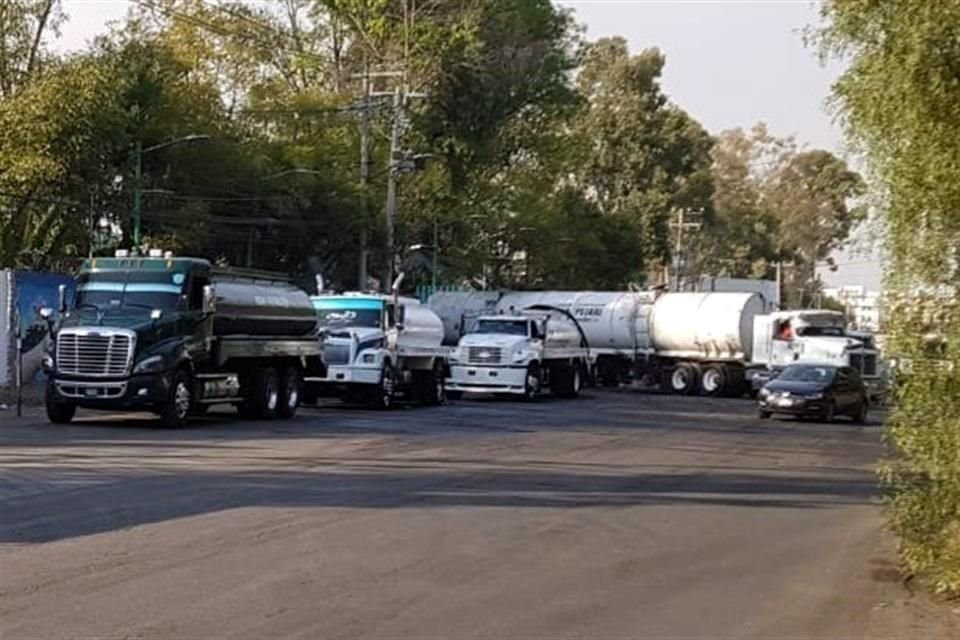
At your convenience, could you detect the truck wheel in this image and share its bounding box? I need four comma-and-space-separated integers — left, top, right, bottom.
557, 365, 582, 399
159, 369, 192, 428
45, 383, 76, 424
701, 365, 727, 397
426, 362, 446, 406
245, 366, 280, 419
523, 363, 542, 401
369, 365, 395, 410
669, 363, 699, 395
277, 366, 301, 419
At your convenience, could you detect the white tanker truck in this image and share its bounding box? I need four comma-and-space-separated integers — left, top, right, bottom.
304, 282, 448, 408
446, 305, 589, 399
428, 290, 881, 397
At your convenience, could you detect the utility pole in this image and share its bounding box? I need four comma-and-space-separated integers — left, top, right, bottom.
358, 69, 371, 290
669, 207, 703, 292
379, 83, 426, 289
384, 86, 402, 288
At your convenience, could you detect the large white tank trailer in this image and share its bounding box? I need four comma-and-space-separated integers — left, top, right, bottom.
428, 289, 882, 398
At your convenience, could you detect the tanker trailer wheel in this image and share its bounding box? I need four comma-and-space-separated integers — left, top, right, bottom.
277, 366, 301, 419
700, 365, 727, 397
159, 369, 193, 428
522, 363, 542, 401
669, 363, 700, 395
243, 366, 280, 419
555, 363, 583, 399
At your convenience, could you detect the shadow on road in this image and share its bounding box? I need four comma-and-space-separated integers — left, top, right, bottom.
0, 464, 878, 544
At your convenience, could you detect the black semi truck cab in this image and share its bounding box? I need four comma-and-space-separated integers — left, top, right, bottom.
43, 254, 322, 427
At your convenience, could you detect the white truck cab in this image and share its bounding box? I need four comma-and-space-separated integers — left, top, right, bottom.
304, 292, 449, 408
446, 310, 588, 400
749, 310, 883, 399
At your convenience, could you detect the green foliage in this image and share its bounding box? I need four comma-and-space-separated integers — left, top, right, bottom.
819, 0, 960, 596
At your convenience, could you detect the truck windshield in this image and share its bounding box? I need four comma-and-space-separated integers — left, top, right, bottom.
313, 299, 383, 329
796, 326, 845, 337
778, 364, 837, 383
472, 319, 528, 336
74, 271, 185, 311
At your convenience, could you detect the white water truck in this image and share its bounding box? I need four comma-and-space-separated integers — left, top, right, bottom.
446, 305, 589, 400
304, 276, 449, 408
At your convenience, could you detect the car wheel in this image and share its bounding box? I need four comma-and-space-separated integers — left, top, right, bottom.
822, 400, 836, 424
853, 398, 868, 424
758, 409, 772, 420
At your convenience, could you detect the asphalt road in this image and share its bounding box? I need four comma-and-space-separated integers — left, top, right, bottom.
0, 391, 955, 640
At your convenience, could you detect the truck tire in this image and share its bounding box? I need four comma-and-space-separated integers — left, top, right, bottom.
425, 362, 446, 406
368, 364, 395, 410
555, 364, 583, 399
523, 363, 542, 401
598, 358, 621, 387
669, 363, 700, 395
45, 383, 76, 424
159, 369, 192, 428
700, 365, 727, 397
277, 366, 301, 419
244, 366, 280, 419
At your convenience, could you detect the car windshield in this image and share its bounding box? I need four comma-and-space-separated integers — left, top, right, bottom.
471, 319, 528, 336
74, 271, 185, 311
778, 365, 837, 383
313, 298, 382, 329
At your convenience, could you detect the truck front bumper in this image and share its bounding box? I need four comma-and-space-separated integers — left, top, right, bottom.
304, 365, 381, 387
446, 364, 527, 394
48, 372, 170, 409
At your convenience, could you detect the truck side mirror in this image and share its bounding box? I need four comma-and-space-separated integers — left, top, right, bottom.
57, 283, 67, 313
39, 307, 54, 321
202, 285, 216, 314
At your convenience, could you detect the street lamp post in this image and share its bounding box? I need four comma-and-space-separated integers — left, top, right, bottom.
132, 134, 210, 251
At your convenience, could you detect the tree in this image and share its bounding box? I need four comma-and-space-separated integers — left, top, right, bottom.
818, 0, 960, 596
0, 0, 64, 97
567, 37, 714, 283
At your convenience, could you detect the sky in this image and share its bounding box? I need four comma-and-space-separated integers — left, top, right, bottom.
52, 0, 881, 291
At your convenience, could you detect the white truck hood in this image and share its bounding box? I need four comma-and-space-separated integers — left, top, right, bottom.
457, 334, 529, 350
325, 326, 384, 343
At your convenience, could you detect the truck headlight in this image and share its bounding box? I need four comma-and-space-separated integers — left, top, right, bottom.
132, 355, 164, 374
361, 352, 377, 364
449, 348, 462, 363
513, 350, 531, 363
